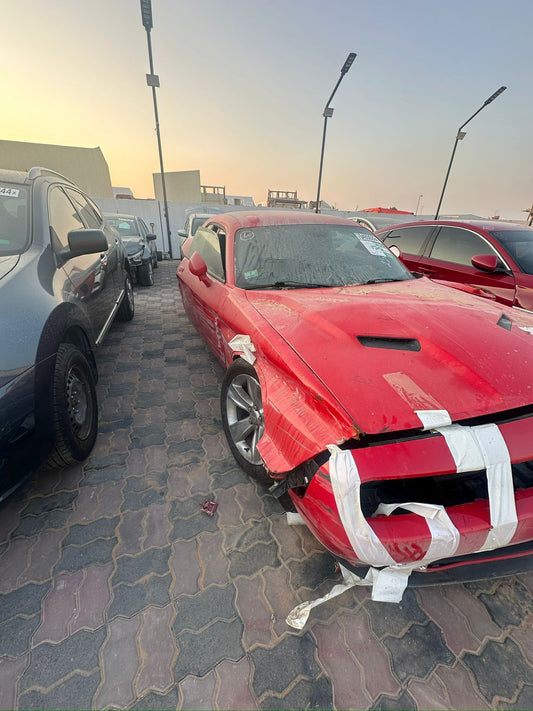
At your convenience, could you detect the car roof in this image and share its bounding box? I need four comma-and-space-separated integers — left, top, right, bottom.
0, 167, 32, 185
375, 219, 528, 234
104, 212, 141, 220
207, 210, 363, 231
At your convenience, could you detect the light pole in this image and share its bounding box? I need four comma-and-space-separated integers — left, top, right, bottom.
434, 86, 507, 220
140, 0, 173, 258
315, 52, 357, 213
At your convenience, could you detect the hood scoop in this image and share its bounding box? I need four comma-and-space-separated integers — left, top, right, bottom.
357, 335, 421, 351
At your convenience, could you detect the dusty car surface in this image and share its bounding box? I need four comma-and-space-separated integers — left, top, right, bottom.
104, 213, 158, 286
0, 167, 134, 501
176, 209, 533, 600
375, 219, 533, 313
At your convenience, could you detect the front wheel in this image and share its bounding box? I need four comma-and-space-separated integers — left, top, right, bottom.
221, 359, 269, 481
137, 261, 154, 286
117, 276, 134, 321
45, 343, 98, 468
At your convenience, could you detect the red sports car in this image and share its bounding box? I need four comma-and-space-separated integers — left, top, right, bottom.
177, 210, 533, 601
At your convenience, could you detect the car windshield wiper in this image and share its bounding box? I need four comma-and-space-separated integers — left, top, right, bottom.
249, 280, 331, 290
362, 277, 405, 285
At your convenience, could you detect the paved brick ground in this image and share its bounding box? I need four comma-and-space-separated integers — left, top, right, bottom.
2, 260, 533, 710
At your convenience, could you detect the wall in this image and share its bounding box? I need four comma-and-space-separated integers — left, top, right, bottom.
0, 140, 113, 197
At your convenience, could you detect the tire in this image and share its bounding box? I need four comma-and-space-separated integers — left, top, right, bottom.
117, 276, 135, 321
45, 343, 98, 467
137, 261, 154, 286
221, 359, 269, 481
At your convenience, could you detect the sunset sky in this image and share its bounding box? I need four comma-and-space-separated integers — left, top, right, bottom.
2, 0, 532, 219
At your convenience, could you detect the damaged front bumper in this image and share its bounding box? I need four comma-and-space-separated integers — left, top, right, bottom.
284, 408, 533, 593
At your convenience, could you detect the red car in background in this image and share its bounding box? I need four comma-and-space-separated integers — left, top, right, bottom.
177, 210, 533, 601
375, 219, 533, 313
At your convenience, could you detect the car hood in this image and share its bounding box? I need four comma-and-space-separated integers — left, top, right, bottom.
246, 278, 533, 435
122, 238, 144, 256
0, 254, 20, 280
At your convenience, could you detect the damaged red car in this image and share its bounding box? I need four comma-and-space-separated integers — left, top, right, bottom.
177, 210, 533, 599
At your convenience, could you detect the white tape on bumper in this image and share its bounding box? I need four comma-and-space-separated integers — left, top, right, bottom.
228, 334, 256, 364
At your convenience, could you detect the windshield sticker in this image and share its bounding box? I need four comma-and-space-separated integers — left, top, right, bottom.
0, 239, 10, 244
0, 186, 20, 197
358, 232, 390, 256
244, 269, 258, 279
240, 230, 255, 241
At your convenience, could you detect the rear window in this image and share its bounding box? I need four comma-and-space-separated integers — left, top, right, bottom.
0, 184, 29, 255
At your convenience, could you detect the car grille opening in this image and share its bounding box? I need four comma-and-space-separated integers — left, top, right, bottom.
360, 460, 533, 518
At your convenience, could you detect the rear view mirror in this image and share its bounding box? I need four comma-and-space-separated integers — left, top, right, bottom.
471, 254, 499, 272
389, 244, 402, 259
58, 229, 109, 262
189, 251, 211, 286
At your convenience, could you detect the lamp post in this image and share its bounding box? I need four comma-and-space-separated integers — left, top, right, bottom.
315, 52, 357, 213
140, 0, 173, 258
434, 86, 507, 220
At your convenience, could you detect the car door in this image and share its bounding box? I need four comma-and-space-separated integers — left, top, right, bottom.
177, 224, 228, 360
417, 226, 517, 305
48, 185, 113, 340
381, 225, 436, 272
66, 188, 124, 299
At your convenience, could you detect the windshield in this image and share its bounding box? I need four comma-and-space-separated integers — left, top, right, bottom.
106, 217, 140, 238
489, 229, 533, 275
234, 223, 413, 289
0, 184, 29, 255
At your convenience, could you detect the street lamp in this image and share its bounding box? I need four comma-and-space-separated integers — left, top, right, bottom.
315, 52, 357, 213
434, 86, 507, 219
140, 0, 173, 258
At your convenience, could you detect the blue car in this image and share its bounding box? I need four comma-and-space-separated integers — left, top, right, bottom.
0, 166, 134, 501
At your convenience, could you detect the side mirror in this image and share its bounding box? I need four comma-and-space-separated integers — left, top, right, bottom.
189, 251, 211, 286
59, 229, 109, 261
177, 229, 187, 239
471, 254, 500, 272
146, 233, 157, 241
389, 244, 402, 259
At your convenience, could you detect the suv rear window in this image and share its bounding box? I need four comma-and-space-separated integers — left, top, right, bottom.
0, 184, 29, 255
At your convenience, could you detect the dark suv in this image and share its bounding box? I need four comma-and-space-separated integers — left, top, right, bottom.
0, 166, 134, 501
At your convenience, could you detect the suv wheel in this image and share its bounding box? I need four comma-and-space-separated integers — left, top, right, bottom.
46, 343, 98, 467
137, 261, 154, 286
117, 276, 135, 320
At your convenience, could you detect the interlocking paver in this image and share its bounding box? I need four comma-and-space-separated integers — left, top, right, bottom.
312, 619, 372, 710
178, 671, 217, 711
95, 615, 141, 709
3, 261, 533, 711
234, 574, 274, 649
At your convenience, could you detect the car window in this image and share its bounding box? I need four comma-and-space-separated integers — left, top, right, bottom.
190, 226, 225, 281
139, 218, 149, 237
0, 183, 29, 255
48, 186, 85, 250
489, 229, 533, 275
65, 189, 102, 229
191, 216, 207, 235
429, 227, 499, 266
382, 226, 434, 255
234, 224, 412, 289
